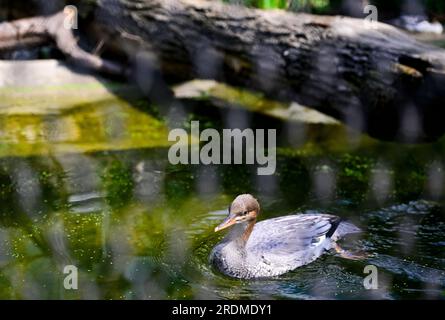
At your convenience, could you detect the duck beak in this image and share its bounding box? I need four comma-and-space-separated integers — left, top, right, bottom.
214, 214, 237, 232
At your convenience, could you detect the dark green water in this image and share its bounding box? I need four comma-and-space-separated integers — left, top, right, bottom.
0, 97, 444, 300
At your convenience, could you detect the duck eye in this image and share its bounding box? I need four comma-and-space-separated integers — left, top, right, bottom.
242, 211, 248, 216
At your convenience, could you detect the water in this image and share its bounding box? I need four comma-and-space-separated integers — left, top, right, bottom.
0, 94, 444, 300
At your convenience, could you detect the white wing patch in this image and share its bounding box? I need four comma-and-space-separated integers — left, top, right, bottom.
312, 235, 326, 247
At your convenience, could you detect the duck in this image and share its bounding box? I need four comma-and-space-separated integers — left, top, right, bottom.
209, 194, 363, 279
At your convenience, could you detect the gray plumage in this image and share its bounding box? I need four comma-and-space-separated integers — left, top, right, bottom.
210, 195, 361, 279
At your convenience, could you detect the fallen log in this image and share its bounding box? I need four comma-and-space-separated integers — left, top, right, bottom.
2, 0, 445, 142
92, 0, 445, 142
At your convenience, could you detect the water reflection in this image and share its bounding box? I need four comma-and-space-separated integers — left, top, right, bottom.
370, 161, 393, 205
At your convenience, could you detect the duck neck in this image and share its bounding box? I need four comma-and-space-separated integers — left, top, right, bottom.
226, 219, 256, 246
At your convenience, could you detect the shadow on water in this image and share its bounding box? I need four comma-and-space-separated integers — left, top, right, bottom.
0, 93, 444, 300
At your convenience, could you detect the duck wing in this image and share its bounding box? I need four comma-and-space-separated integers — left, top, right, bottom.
246, 214, 341, 268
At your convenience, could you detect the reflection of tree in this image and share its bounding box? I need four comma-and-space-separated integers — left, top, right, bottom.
100, 158, 134, 209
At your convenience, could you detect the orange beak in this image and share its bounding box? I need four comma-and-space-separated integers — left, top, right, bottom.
214, 213, 237, 232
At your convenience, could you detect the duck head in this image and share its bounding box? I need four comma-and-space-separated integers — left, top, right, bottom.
215, 194, 260, 232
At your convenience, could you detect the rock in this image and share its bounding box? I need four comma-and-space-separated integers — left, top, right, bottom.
173, 79, 340, 125
0, 59, 142, 115
0, 59, 171, 158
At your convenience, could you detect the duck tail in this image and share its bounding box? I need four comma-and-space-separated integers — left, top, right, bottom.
330, 220, 362, 241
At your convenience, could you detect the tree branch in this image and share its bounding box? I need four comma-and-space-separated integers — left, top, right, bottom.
0, 11, 127, 76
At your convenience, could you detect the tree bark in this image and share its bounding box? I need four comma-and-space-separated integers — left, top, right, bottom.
2, 0, 445, 142
89, 0, 445, 142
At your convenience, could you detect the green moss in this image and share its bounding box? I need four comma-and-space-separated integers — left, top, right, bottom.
0, 98, 172, 158
1, 73, 445, 299
101, 159, 134, 209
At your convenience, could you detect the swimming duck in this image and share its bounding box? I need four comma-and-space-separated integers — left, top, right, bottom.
210, 194, 362, 279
